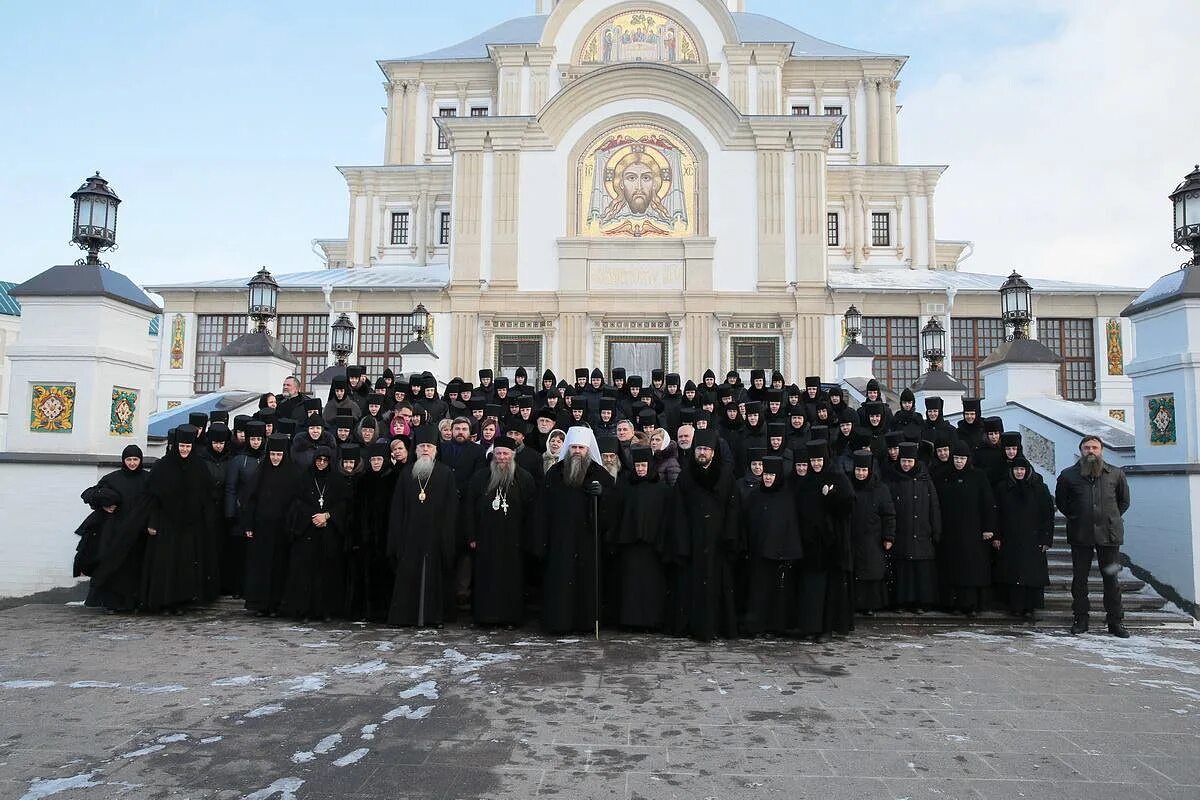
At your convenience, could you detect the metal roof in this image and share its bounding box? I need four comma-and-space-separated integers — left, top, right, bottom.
1122, 267, 1200, 317
0, 280, 20, 317
828, 268, 1142, 295
147, 391, 261, 439
393, 11, 893, 62
10, 265, 162, 313
148, 264, 450, 292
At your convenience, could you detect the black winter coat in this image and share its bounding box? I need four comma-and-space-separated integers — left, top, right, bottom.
1054, 461, 1130, 546
887, 463, 941, 561
994, 473, 1054, 587
849, 474, 896, 582
934, 465, 997, 588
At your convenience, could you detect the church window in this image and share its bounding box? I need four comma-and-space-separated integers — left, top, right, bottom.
495, 336, 542, 382
390, 212, 410, 245
470, 107, 489, 117
277, 314, 330, 392
437, 107, 456, 150
1038, 318, 1097, 401
791, 105, 810, 116
357, 314, 416, 378
951, 318, 1005, 397
863, 316, 919, 392
825, 106, 844, 148
827, 212, 840, 247
731, 337, 780, 383
194, 314, 248, 394
871, 212, 891, 247
606, 337, 668, 377
439, 212, 451, 245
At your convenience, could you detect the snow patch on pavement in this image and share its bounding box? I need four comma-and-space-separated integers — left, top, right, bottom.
243, 777, 304, 799
334, 659, 387, 675
332, 748, 369, 767
68, 681, 121, 689
279, 673, 328, 695
156, 733, 188, 744
398, 680, 439, 700
245, 705, 285, 719
129, 683, 187, 694
360, 724, 378, 740
1, 680, 56, 689
382, 705, 433, 721
212, 675, 267, 687
121, 744, 165, 759
18, 771, 100, 799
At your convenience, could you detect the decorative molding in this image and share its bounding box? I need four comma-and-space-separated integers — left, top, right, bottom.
30, 383, 76, 433
1148, 393, 1176, 446
110, 387, 138, 436
1108, 408, 1126, 423
1105, 318, 1124, 376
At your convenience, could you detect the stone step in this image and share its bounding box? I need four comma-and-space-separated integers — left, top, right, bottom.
860, 609, 1194, 629
1039, 592, 1167, 612
1045, 574, 1145, 591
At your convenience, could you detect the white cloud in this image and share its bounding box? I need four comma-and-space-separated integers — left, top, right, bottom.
901, 0, 1199, 287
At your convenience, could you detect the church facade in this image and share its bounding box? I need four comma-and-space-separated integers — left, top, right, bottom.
148, 0, 1138, 421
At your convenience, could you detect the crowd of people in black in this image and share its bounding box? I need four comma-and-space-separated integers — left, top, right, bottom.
73, 364, 1132, 640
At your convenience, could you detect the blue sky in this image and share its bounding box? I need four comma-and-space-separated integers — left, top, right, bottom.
0, 1, 1185, 288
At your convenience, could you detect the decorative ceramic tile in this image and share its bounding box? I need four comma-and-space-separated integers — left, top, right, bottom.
30, 383, 76, 433
109, 387, 138, 436
1106, 318, 1124, 376
1108, 408, 1127, 423
1018, 424, 1055, 473
166, 400, 182, 410
1148, 394, 1176, 446
169, 314, 186, 369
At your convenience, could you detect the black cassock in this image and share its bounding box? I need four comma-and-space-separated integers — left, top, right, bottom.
462, 465, 538, 626
281, 464, 347, 620
241, 459, 299, 614
345, 465, 396, 623
538, 460, 616, 634
142, 452, 214, 611
934, 465, 997, 611
669, 460, 741, 642
81, 465, 151, 612
608, 471, 672, 630
794, 469, 855, 636
387, 462, 458, 627
741, 481, 803, 636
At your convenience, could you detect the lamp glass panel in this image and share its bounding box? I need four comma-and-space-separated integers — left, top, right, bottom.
1185, 192, 1200, 228
1015, 286, 1030, 314
76, 197, 94, 230
1001, 289, 1015, 316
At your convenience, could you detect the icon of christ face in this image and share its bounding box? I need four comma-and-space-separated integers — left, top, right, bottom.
621, 160, 656, 215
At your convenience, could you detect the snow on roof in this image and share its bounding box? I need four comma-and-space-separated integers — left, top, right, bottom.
828, 269, 1142, 295
392, 11, 891, 62
148, 264, 450, 292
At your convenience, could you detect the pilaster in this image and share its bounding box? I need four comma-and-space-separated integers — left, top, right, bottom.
449, 136, 486, 288
756, 141, 788, 290
490, 140, 521, 289
879, 78, 896, 165
864, 78, 880, 165
794, 149, 828, 285
907, 173, 922, 268
685, 313, 713, 376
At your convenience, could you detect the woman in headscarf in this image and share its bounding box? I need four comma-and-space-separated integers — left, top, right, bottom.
885, 442, 942, 614
993, 456, 1054, 619
199, 422, 235, 601
323, 376, 362, 425
241, 435, 298, 616
352, 441, 397, 623
142, 425, 215, 614
281, 445, 348, 622
849, 450, 896, 616
542, 429, 565, 476
79, 445, 152, 613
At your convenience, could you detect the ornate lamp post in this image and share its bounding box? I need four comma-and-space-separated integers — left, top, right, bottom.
1171, 164, 1200, 267
70, 172, 121, 265
247, 267, 279, 333
843, 304, 863, 344
330, 313, 355, 366
411, 302, 429, 342
999, 270, 1033, 340
920, 317, 946, 372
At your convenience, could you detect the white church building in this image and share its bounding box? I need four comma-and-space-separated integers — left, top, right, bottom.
146, 0, 1140, 421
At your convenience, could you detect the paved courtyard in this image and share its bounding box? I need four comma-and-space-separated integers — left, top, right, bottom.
0, 603, 1198, 800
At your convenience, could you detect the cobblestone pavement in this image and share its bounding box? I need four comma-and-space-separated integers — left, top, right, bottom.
0, 603, 1197, 800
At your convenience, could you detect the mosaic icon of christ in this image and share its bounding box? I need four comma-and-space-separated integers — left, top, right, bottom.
600, 151, 672, 232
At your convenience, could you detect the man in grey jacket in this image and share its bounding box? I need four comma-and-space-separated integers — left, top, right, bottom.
1054, 435, 1132, 638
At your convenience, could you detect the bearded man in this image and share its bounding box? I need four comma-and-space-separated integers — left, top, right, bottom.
460, 435, 537, 627
1055, 435, 1132, 638
538, 426, 616, 634
387, 425, 458, 627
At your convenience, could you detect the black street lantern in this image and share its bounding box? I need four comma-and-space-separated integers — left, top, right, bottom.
247, 267, 279, 333
844, 304, 863, 344
999, 270, 1033, 340
330, 313, 355, 365
920, 317, 946, 371
412, 302, 429, 341
1170, 164, 1200, 265
70, 172, 121, 265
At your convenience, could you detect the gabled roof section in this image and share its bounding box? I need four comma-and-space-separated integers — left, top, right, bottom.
147, 264, 451, 293
392, 14, 548, 62
387, 10, 897, 63
731, 13, 899, 59
0, 280, 20, 317
828, 269, 1142, 295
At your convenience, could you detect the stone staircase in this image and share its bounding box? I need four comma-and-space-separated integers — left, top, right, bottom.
869, 517, 1195, 629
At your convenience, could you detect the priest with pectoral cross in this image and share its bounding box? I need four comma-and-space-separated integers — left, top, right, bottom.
462, 434, 539, 627
387, 424, 458, 627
